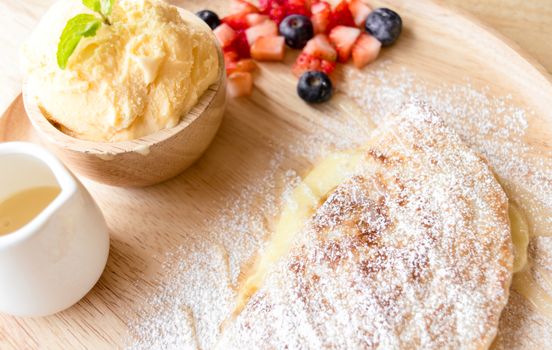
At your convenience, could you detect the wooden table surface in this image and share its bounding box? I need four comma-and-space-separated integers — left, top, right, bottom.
1, 1, 552, 349
0, 0, 551, 116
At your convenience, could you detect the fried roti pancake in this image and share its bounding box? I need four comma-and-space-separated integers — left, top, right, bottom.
218, 102, 514, 349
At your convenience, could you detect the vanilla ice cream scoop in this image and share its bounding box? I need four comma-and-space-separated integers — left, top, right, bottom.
22, 0, 219, 142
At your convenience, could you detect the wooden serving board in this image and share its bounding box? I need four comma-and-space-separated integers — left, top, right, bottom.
1, 0, 552, 349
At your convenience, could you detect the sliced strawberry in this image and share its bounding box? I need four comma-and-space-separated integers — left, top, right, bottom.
226, 58, 257, 75
304, 34, 337, 61
246, 13, 269, 26
304, 0, 320, 10
311, 1, 331, 34
224, 49, 239, 75
285, 3, 309, 16
222, 30, 249, 61
236, 59, 258, 72
327, 0, 355, 32
228, 72, 254, 98
259, 0, 287, 25
230, 0, 259, 15
292, 52, 319, 76
260, 0, 320, 24
258, 0, 271, 9
214, 23, 238, 48
329, 25, 361, 62
352, 33, 381, 68
251, 36, 286, 61
258, 0, 277, 11
245, 20, 278, 45
226, 61, 238, 75
292, 52, 336, 77
222, 13, 250, 31
224, 49, 239, 63
320, 59, 337, 75
348, 0, 372, 27
235, 30, 251, 58
285, 0, 311, 16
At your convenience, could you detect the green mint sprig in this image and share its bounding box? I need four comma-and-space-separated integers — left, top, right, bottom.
56, 0, 115, 69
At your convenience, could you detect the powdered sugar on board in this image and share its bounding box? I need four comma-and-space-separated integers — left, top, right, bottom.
125, 61, 552, 349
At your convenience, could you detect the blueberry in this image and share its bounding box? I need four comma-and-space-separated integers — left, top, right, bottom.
364, 8, 402, 46
297, 71, 333, 103
279, 15, 314, 49
196, 10, 221, 30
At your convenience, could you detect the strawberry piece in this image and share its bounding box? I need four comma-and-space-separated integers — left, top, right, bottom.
214, 23, 238, 48
258, 0, 276, 10
246, 13, 270, 26
226, 61, 238, 75
292, 52, 336, 77
222, 30, 250, 61
245, 20, 278, 45
230, 0, 259, 15
224, 49, 239, 63
320, 59, 337, 75
292, 52, 319, 76
352, 33, 381, 68
286, 3, 309, 16
259, 0, 316, 25
236, 59, 258, 72
329, 25, 361, 62
222, 13, 250, 31
259, 0, 287, 25
226, 58, 257, 75
251, 36, 286, 61
228, 72, 254, 97
303, 0, 320, 10
285, 0, 311, 16
327, 0, 355, 32
311, 1, 331, 34
235, 30, 252, 58
304, 34, 337, 61
224, 49, 239, 75
348, 0, 372, 27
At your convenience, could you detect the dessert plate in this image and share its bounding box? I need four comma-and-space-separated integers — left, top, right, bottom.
1, 0, 551, 348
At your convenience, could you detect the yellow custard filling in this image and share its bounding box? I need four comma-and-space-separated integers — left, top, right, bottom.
509, 202, 552, 320
235, 149, 365, 315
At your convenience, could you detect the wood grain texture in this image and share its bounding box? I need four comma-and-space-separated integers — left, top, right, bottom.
445, 0, 552, 74
0, 0, 552, 349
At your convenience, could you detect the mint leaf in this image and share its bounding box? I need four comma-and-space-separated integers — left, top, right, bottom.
56, 14, 102, 69
100, 0, 114, 16
82, 0, 101, 13
56, 0, 115, 68
82, 0, 113, 18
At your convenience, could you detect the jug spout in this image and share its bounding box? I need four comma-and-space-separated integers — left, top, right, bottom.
0, 142, 77, 246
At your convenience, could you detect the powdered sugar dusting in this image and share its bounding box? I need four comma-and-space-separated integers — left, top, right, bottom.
218, 102, 512, 349
341, 64, 552, 236
126, 62, 552, 349
126, 240, 234, 350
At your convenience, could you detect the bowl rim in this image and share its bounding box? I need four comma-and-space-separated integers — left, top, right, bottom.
22, 7, 225, 156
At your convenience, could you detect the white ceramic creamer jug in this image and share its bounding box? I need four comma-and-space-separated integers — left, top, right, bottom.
0, 142, 109, 316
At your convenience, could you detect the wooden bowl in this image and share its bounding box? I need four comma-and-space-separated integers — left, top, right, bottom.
22, 22, 226, 187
